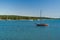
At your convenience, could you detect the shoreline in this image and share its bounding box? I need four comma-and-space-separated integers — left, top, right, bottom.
0, 15, 54, 20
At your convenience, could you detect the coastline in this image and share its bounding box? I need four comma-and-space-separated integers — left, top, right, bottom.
0, 15, 56, 20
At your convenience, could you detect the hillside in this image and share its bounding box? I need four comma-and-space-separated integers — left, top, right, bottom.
0, 15, 53, 20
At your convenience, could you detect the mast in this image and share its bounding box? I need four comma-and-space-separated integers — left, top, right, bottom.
40, 10, 42, 24
40, 10, 42, 18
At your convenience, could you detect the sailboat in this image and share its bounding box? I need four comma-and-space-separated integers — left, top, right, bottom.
36, 10, 48, 26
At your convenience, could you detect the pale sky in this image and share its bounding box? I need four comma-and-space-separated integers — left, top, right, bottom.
0, 0, 60, 18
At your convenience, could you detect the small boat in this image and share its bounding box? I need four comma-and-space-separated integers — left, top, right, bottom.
36, 10, 48, 26
37, 24, 48, 26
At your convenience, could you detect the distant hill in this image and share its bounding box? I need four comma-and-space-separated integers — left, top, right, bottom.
0, 15, 54, 20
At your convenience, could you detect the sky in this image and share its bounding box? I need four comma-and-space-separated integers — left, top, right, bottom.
0, 0, 60, 18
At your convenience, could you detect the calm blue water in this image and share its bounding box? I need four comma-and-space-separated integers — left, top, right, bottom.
0, 20, 60, 40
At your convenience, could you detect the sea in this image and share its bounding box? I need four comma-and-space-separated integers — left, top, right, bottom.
0, 20, 59, 40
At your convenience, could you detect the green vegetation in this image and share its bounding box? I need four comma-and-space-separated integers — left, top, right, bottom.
0, 15, 54, 20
